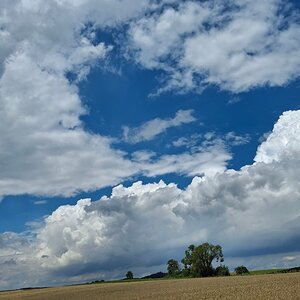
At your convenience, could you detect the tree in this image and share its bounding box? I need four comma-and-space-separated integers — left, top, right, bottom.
181, 245, 195, 269
215, 265, 230, 276
126, 271, 133, 279
235, 266, 249, 275
167, 259, 180, 276
184, 243, 224, 277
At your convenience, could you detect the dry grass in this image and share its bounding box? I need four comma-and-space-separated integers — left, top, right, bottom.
1, 272, 300, 300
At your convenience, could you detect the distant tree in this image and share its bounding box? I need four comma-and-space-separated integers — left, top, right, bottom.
235, 266, 249, 275
215, 265, 230, 276
167, 259, 180, 276
126, 271, 133, 279
183, 243, 224, 277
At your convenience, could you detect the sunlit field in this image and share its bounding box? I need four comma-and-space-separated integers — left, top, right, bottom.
1, 273, 299, 300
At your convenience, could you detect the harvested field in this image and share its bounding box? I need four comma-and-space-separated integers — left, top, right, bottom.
1, 272, 300, 300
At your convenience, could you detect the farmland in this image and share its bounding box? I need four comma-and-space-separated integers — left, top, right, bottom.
1, 272, 300, 300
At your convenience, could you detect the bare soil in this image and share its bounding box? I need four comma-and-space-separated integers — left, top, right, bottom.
1, 272, 299, 300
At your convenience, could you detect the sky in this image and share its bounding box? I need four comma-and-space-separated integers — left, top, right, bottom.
0, 0, 300, 290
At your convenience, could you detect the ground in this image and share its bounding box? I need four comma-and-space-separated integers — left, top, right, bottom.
1, 273, 299, 300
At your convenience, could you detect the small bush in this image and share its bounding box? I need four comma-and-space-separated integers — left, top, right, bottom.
215, 265, 230, 276
235, 266, 249, 275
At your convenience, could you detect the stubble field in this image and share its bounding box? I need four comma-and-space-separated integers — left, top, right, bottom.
1, 272, 300, 300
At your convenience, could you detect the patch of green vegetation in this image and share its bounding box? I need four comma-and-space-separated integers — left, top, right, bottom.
248, 268, 287, 275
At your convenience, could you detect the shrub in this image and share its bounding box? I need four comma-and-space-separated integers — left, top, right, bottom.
235, 266, 249, 275
216, 265, 230, 276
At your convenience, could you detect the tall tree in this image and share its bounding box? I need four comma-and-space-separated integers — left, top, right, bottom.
126, 271, 133, 279
167, 259, 180, 276
183, 243, 224, 277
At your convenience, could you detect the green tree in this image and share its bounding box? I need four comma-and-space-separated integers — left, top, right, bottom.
235, 266, 249, 275
181, 244, 195, 276
167, 259, 180, 276
126, 271, 133, 279
215, 265, 230, 276
184, 243, 224, 277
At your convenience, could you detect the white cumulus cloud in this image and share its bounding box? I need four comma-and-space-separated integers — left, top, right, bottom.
0, 0, 151, 197
0, 51, 137, 197
255, 110, 300, 164
128, 0, 300, 93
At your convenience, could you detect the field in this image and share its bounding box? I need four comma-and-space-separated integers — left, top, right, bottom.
249, 268, 286, 275
0, 272, 300, 300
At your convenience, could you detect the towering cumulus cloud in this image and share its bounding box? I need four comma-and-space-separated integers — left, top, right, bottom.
38, 111, 300, 269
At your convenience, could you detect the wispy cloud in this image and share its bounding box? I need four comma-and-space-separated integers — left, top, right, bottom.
122, 109, 196, 143
172, 131, 250, 150
33, 200, 47, 205
227, 97, 241, 105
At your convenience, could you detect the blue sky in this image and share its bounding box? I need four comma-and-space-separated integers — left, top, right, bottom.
0, 0, 300, 290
